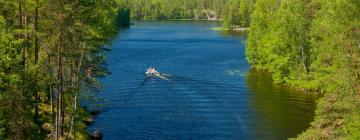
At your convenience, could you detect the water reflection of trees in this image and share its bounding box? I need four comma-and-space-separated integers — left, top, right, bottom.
245, 69, 320, 139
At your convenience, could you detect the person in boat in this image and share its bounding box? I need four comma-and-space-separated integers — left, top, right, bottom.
146, 67, 159, 75
146, 68, 151, 75
150, 68, 155, 73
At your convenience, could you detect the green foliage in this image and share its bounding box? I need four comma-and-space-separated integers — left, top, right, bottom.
268, 0, 312, 84
0, 0, 130, 139
127, 0, 254, 30
222, 0, 255, 29
116, 0, 131, 27
128, 0, 227, 20
238, 0, 254, 27
295, 0, 360, 139
222, 0, 240, 29
0, 14, 29, 139
246, 0, 281, 69
246, 0, 360, 139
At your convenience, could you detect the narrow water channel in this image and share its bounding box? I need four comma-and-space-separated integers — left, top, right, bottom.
88, 21, 320, 140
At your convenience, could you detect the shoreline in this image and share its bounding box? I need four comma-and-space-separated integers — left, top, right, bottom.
136, 18, 223, 21
211, 27, 249, 32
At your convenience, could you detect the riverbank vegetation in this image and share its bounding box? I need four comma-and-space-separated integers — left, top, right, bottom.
246, 0, 360, 139
0, 0, 129, 139
221, 0, 254, 30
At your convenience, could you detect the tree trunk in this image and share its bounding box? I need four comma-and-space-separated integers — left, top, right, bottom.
73, 95, 77, 140
61, 74, 65, 136
19, 1, 28, 68
70, 45, 84, 139
19, 1, 22, 29
35, 0, 40, 64
34, 0, 40, 124
48, 55, 55, 124
56, 0, 64, 139
301, 46, 307, 71
24, 14, 28, 69
55, 39, 63, 140
69, 76, 78, 140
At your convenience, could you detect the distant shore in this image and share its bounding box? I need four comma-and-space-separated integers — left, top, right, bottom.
211, 27, 248, 32
137, 18, 223, 21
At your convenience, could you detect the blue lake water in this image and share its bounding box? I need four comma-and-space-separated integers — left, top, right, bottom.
88, 21, 320, 140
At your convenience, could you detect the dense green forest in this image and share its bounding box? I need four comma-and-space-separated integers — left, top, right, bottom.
0, 0, 359, 139
0, 0, 129, 139
127, 0, 254, 30
246, 0, 360, 139
221, 0, 255, 29
128, 0, 227, 20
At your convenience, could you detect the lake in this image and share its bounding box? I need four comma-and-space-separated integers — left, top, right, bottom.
88, 21, 320, 140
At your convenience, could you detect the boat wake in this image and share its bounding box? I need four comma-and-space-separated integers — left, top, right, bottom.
99, 73, 245, 113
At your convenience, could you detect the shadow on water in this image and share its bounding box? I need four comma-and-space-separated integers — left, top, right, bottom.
246, 69, 321, 139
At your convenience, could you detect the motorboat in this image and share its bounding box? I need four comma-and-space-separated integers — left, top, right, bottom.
145, 67, 169, 81
146, 67, 160, 75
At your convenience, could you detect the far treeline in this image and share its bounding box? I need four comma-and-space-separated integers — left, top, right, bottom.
128, 0, 227, 20
126, 0, 255, 29
0, 0, 129, 139
246, 0, 359, 139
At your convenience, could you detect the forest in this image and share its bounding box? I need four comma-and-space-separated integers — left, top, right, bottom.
0, 0, 129, 139
0, 0, 359, 139
246, 0, 360, 139
128, 0, 227, 20
126, 0, 254, 30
